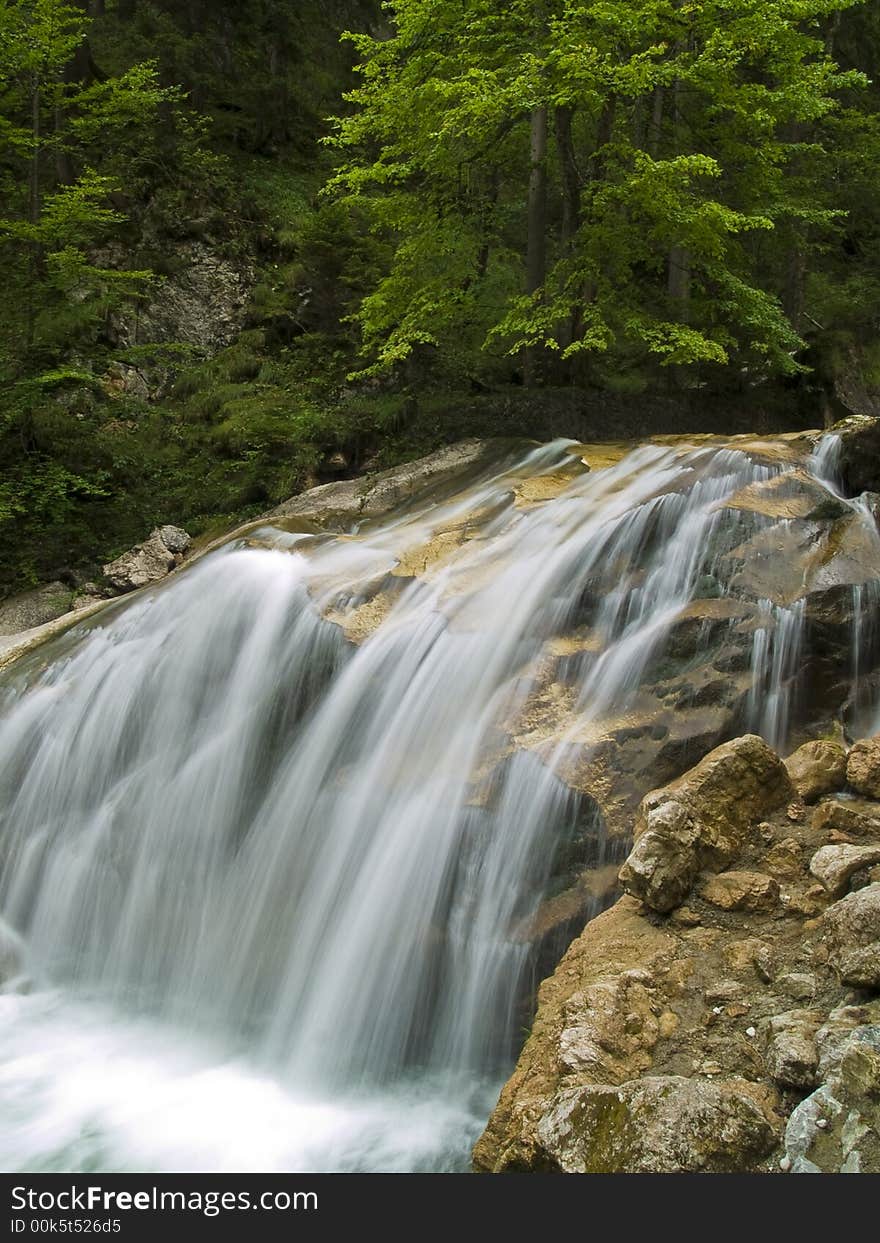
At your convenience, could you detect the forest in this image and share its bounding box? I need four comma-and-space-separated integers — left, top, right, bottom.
4, 0, 880, 1187
2, 0, 880, 592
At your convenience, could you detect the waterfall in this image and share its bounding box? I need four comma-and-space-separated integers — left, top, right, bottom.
1, 432, 877, 1172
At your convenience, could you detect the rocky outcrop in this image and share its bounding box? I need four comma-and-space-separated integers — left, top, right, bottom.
103, 526, 192, 593
475, 734, 880, 1175
618, 735, 794, 912
107, 241, 255, 356
783, 1019, 880, 1172
535, 1076, 777, 1173
785, 740, 847, 804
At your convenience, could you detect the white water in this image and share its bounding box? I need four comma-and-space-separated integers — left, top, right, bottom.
0, 434, 877, 1172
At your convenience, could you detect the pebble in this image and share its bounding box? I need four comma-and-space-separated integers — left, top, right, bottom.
746, 1026, 757, 1038
816, 1118, 828, 1130
779, 1155, 792, 1172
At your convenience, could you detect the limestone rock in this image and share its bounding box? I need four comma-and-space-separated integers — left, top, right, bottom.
619, 735, 794, 913
784, 1026, 880, 1172
785, 740, 848, 804
107, 240, 254, 353
764, 1012, 820, 1090
103, 526, 192, 593
824, 883, 880, 988
535, 1076, 778, 1173
812, 800, 880, 838
847, 737, 880, 799
810, 843, 880, 899
156, 525, 191, 556
270, 441, 503, 527
777, 973, 818, 1001
699, 870, 779, 912
472, 897, 675, 1172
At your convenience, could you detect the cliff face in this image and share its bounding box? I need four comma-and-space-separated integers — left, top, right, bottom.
475, 734, 880, 1174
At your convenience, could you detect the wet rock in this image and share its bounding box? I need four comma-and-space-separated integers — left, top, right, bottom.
785, 740, 848, 804
0, 582, 73, 636
847, 737, 880, 799
723, 472, 846, 523
834, 414, 880, 495
619, 735, 794, 913
699, 871, 779, 912
534, 1076, 778, 1173
270, 441, 504, 527
824, 883, 880, 988
103, 526, 192, 593
810, 843, 880, 898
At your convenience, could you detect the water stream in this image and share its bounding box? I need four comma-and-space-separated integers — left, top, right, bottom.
1, 433, 878, 1172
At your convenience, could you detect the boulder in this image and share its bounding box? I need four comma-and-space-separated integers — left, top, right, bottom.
810, 843, 880, 898
156, 525, 191, 556
619, 735, 794, 913
699, 870, 779, 912
811, 800, 880, 838
103, 526, 192, 593
785, 740, 848, 804
534, 1076, 778, 1173
846, 737, 880, 799
763, 1012, 821, 1091
823, 883, 880, 988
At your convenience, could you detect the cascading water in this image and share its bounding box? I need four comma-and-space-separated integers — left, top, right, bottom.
2, 432, 880, 1173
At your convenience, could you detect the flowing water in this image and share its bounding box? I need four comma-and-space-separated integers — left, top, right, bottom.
1, 433, 879, 1172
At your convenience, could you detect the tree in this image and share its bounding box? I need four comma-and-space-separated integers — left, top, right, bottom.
327, 0, 865, 388
0, 0, 187, 367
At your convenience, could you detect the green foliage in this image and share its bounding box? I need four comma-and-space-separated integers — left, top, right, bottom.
3, 0, 880, 602
328, 0, 866, 384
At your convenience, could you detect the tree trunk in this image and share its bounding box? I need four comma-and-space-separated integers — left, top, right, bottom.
526, 105, 548, 296
781, 121, 808, 336
668, 245, 691, 312
27, 73, 43, 350
555, 105, 580, 248
582, 97, 617, 309
524, 105, 548, 386
648, 86, 664, 157
666, 74, 691, 316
